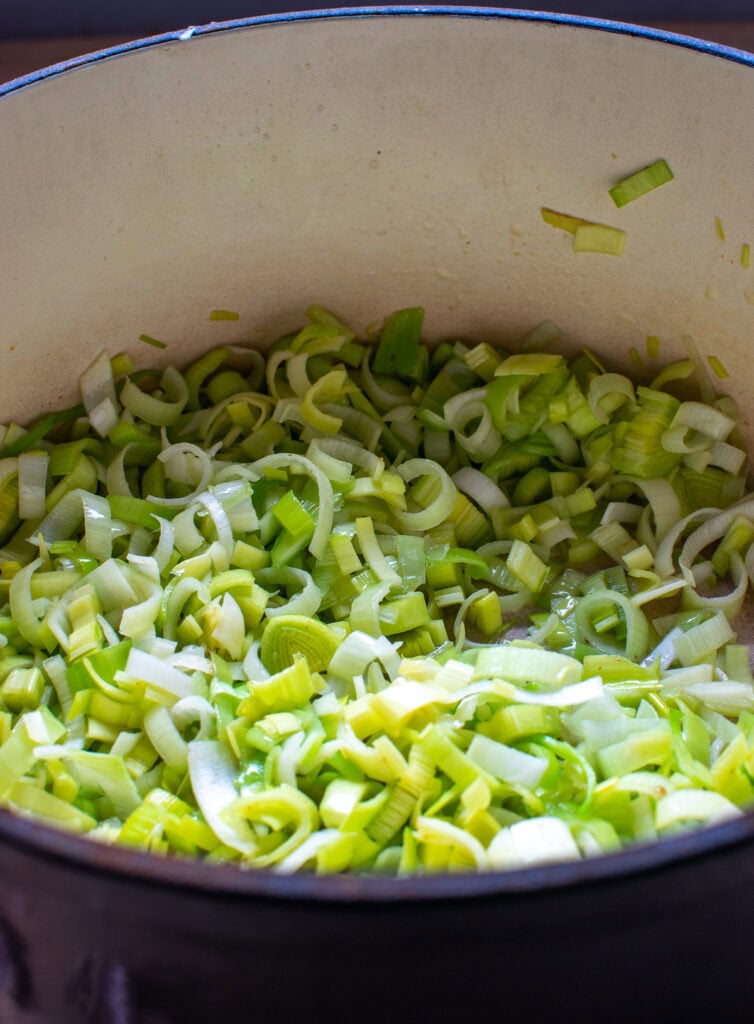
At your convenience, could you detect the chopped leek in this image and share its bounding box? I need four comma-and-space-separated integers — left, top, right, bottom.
0, 305, 751, 878
542, 208, 626, 256
372, 308, 425, 379
208, 310, 240, 321
540, 207, 586, 234
139, 334, 168, 350
573, 223, 626, 257
608, 159, 674, 208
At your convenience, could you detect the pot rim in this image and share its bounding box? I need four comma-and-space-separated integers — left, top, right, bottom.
2, 804, 754, 903
1, 5, 754, 100
2, 5, 754, 903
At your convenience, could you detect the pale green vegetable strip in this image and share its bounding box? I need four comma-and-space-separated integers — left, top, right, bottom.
608, 159, 674, 208
573, 223, 626, 256
488, 817, 581, 870
187, 740, 258, 855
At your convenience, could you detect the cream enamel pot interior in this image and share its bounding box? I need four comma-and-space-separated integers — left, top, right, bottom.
2, 9, 754, 1024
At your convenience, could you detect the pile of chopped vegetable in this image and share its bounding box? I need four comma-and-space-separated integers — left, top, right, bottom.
0, 304, 752, 876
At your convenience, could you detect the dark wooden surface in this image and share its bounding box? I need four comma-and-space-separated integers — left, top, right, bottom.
1, 22, 754, 87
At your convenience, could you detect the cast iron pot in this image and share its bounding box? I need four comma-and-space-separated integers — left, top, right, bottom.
2, 9, 754, 1022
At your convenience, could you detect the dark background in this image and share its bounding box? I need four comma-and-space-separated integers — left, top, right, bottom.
1, 1, 751, 39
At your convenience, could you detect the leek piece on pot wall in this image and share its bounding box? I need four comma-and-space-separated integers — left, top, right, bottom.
573, 223, 626, 256
541, 208, 626, 256
609, 159, 674, 208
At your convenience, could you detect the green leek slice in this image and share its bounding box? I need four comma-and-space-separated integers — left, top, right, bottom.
608, 159, 674, 208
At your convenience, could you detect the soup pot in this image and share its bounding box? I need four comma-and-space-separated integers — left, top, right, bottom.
2, 9, 754, 1022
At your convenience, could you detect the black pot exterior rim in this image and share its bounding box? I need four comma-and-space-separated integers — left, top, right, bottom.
2, 806, 754, 904
2, 5, 754, 904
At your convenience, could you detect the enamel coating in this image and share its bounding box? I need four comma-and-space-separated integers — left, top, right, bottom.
1, 10, 754, 1022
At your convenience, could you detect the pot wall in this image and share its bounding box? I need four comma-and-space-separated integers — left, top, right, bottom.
0, 814, 751, 1023
2, 14, 754, 433
2, 11, 754, 1022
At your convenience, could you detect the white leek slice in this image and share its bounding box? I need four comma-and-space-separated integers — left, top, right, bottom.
683, 550, 748, 620
187, 740, 258, 856
676, 498, 754, 586
361, 349, 413, 411
414, 816, 489, 871
0, 710, 65, 798
510, 676, 604, 707
60, 750, 141, 819
433, 659, 474, 691
251, 453, 334, 561
17, 452, 49, 521
9, 558, 55, 651
121, 365, 189, 426
395, 459, 457, 532
655, 789, 742, 830
144, 705, 188, 771
621, 477, 681, 543
328, 631, 401, 682
259, 567, 321, 619
171, 696, 216, 740
33, 488, 111, 561
575, 590, 649, 661
473, 646, 581, 687
89, 398, 119, 437
121, 648, 198, 703
195, 491, 234, 559
207, 592, 246, 661
444, 388, 500, 460
306, 440, 353, 484
653, 507, 718, 580
467, 734, 548, 788
202, 392, 273, 447
275, 828, 351, 875
151, 515, 175, 572
223, 785, 318, 867
80, 350, 118, 437
355, 517, 401, 588
672, 611, 735, 667
118, 579, 162, 642
587, 373, 634, 424
152, 443, 213, 509
488, 817, 581, 870
301, 369, 350, 434
370, 679, 449, 734
679, 682, 754, 714
452, 467, 509, 511
349, 580, 393, 637
662, 401, 735, 453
